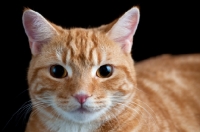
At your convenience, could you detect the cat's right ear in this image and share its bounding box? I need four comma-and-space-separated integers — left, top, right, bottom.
22, 9, 58, 55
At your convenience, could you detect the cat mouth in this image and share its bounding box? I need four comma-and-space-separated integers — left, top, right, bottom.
74, 107, 91, 113
72, 106, 100, 114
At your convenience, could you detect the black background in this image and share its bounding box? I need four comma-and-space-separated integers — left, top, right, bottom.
2, 1, 199, 132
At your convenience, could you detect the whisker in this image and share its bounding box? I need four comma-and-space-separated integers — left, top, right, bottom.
5, 96, 53, 131
108, 94, 158, 129
108, 107, 121, 129
16, 89, 29, 98
135, 99, 157, 118
128, 101, 157, 127
112, 101, 142, 123
15, 103, 32, 126
2, 100, 32, 131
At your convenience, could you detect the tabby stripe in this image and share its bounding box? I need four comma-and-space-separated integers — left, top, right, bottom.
29, 66, 47, 85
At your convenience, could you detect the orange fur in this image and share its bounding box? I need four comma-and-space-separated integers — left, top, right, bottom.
23, 7, 200, 132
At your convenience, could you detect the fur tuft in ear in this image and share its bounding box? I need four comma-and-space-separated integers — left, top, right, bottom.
22, 9, 58, 55
107, 7, 140, 53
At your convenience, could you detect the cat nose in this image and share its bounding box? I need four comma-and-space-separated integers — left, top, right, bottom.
73, 94, 89, 104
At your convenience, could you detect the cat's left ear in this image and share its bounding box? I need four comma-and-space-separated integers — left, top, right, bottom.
107, 7, 140, 53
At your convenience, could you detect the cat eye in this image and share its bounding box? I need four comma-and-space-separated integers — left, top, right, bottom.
50, 65, 68, 78
96, 65, 113, 78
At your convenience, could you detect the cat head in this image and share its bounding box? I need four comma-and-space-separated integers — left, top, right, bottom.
23, 7, 139, 123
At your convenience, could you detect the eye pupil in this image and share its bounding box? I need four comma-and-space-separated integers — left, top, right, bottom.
50, 65, 67, 78
97, 65, 113, 78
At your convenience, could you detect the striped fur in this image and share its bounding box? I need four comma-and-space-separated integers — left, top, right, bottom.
23, 7, 200, 132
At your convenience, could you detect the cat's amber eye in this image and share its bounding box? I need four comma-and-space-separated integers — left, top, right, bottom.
50, 65, 68, 78
96, 65, 113, 78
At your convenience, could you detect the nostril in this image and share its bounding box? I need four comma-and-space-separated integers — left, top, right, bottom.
74, 94, 89, 104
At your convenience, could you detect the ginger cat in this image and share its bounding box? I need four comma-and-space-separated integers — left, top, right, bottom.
22, 7, 200, 132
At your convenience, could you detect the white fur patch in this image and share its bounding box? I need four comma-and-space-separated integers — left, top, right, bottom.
44, 117, 101, 132
65, 65, 72, 77
92, 49, 98, 65
91, 66, 99, 77
53, 96, 108, 123
66, 50, 71, 64
56, 49, 62, 62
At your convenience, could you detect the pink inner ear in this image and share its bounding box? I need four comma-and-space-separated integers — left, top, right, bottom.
23, 11, 41, 41
22, 10, 57, 55
113, 37, 132, 53
116, 22, 137, 53
29, 41, 43, 55
107, 7, 140, 53
113, 27, 135, 53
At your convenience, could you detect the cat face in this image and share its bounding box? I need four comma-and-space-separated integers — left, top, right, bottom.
23, 7, 139, 123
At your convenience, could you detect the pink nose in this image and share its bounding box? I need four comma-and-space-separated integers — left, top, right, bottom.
74, 94, 89, 104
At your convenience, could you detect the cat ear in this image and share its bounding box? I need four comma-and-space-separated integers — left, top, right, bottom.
107, 7, 140, 53
22, 9, 58, 55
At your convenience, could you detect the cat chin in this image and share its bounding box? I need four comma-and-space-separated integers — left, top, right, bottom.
67, 111, 101, 123
54, 106, 106, 123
